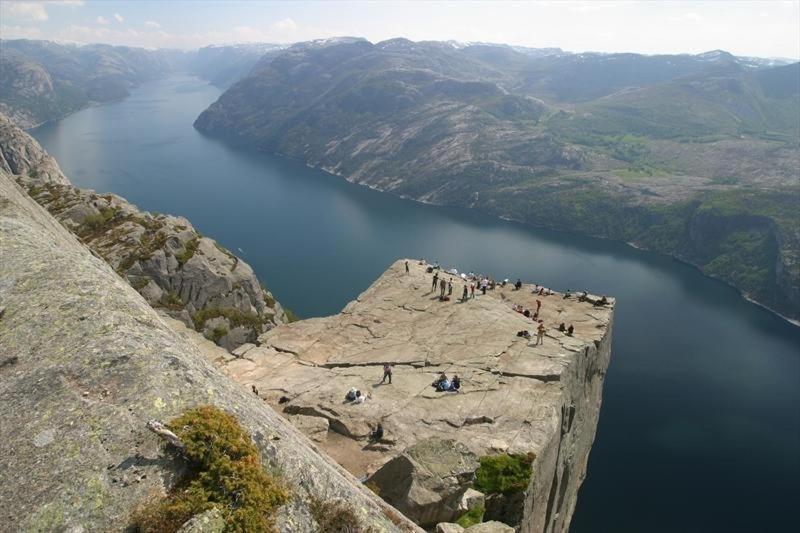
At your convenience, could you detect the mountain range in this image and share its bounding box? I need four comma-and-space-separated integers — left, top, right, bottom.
1, 37, 797, 319
193, 38, 800, 319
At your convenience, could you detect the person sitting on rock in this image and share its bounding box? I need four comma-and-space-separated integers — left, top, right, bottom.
370, 423, 384, 442
559, 322, 566, 332
354, 390, 371, 404
567, 324, 575, 336
523, 308, 531, 318
345, 387, 358, 402
595, 295, 609, 307
517, 330, 531, 339
432, 372, 450, 391
514, 279, 523, 290
450, 375, 461, 392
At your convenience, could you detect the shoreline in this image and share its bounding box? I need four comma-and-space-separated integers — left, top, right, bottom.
303, 156, 800, 327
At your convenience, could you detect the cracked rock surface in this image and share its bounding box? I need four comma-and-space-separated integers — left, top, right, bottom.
221, 259, 615, 532
0, 172, 418, 532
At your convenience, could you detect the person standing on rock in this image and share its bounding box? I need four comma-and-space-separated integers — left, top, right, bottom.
536, 322, 546, 345
536, 299, 542, 313
470, 282, 475, 299
432, 271, 439, 292
448, 279, 453, 296
462, 285, 469, 302
405, 260, 409, 274
439, 278, 447, 300
382, 363, 393, 384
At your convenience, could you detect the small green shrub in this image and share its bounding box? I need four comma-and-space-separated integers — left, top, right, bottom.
130, 406, 289, 533
192, 308, 267, 331
160, 291, 184, 311
473, 453, 535, 496
81, 207, 119, 232
208, 326, 228, 344
309, 497, 366, 532
456, 504, 485, 527
175, 237, 200, 267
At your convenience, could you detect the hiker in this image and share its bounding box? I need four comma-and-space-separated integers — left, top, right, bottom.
517, 330, 531, 340
536, 322, 546, 345
345, 387, 358, 401
432, 272, 439, 291
462, 285, 469, 302
381, 363, 393, 384
559, 322, 566, 332
515, 279, 522, 290
536, 299, 542, 313
481, 280, 487, 295
440, 278, 447, 299
370, 423, 384, 442
563, 290, 572, 299
470, 282, 475, 299
432, 372, 449, 391
405, 260, 410, 273
450, 375, 461, 392
567, 324, 574, 336
595, 295, 609, 307
523, 308, 531, 318
251, 384, 259, 396
448, 279, 453, 296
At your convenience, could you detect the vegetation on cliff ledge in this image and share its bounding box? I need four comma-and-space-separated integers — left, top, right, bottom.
131, 405, 289, 533
474, 452, 535, 496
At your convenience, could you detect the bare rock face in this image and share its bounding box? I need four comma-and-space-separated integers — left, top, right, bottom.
0, 171, 417, 532
0, 112, 68, 185
221, 259, 615, 532
0, 112, 286, 350
367, 438, 479, 527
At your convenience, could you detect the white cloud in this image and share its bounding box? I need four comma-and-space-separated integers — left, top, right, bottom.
273, 18, 298, 31
96, 16, 109, 25
0, 24, 44, 40
683, 12, 704, 22
144, 21, 160, 29
4, 2, 49, 21
44, 1, 85, 5
114, 13, 124, 23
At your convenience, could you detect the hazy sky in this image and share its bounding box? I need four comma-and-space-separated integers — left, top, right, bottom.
1, 0, 798, 58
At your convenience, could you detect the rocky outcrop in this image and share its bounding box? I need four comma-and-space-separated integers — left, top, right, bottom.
221, 260, 615, 532
0, 112, 68, 185
367, 438, 479, 527
0, 170, 418, 532
0, 112, 286, 350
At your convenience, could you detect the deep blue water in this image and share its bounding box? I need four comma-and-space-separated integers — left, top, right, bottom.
32, 76, 800, 533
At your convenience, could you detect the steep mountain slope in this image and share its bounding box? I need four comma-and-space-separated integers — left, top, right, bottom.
195, 39, 800, 319
0, 112, 288, 350
0, 168, 417, 532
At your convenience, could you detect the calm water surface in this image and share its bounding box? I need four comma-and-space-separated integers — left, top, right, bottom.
32, 76, 800, 533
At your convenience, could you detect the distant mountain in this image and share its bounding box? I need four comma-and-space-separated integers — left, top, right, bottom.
0, 39, 176, 127
195, 38, 800, 318
186, 43, 285, 88
0, 39, 292, 127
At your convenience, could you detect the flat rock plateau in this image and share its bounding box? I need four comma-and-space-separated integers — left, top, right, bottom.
223, 260, 615, 532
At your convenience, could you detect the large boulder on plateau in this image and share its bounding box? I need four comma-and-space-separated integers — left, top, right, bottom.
365, 437, 479, 527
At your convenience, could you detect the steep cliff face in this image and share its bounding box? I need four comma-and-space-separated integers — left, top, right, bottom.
220, 259, 615, 531
0, 171, 417, 532
0, 112, 287, 349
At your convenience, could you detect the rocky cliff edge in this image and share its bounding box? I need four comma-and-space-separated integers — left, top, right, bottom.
0, 170, 418, 532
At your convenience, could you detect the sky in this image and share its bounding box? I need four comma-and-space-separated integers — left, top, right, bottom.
1, 0, 798, 59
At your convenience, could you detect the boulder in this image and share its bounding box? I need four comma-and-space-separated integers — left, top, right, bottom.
459, 488, 485, 513
436, 523, 465, 533
177, 508, 225, 533
464, 521, 515, 533
366, 437, 479, 527
291, 415, 330, 443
